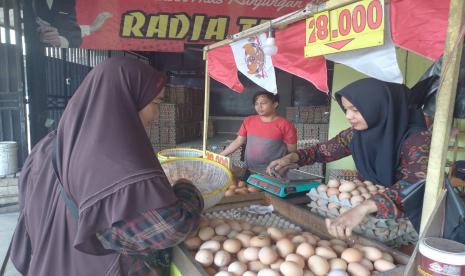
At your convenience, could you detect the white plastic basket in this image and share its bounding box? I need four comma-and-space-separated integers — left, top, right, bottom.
0, 141, 18, 176
161, 157, 232, 209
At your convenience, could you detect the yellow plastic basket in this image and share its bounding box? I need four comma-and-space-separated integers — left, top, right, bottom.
161, 157, 233, 209
157, 148, 203, 162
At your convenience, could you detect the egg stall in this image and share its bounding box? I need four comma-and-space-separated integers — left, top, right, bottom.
168, 0, 465, 274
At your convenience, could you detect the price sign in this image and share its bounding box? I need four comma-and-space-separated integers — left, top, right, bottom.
305, 0, 384, 57
205, 151, 231, 169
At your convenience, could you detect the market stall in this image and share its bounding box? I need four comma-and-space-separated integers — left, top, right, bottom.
168, 0, 465, 275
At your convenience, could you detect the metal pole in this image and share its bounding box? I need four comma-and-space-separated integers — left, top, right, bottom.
420, 0, 465, 233
202, 50, 211, 156
204, 0, 362, 52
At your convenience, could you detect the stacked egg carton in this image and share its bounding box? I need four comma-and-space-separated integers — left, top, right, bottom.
204, 206, 302, 232
306, 179, 418, 247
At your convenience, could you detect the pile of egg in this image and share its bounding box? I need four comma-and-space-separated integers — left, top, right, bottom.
184, 218, 398, 276
225, 180, 262, 197
313, 179, 386, 213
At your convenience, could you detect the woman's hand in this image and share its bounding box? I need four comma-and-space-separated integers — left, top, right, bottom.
325, 200, 378, 239
266, 153, 299, 175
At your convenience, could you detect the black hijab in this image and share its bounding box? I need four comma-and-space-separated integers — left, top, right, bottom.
335, 78, 427, 186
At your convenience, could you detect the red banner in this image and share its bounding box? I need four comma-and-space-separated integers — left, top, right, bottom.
34, 0, 311, 52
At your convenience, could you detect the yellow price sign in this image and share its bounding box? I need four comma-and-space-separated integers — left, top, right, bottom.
305, 0, 385, 57
205, 151, 231, 169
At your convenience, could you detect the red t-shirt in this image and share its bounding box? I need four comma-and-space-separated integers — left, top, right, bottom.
237, 115, 297, 168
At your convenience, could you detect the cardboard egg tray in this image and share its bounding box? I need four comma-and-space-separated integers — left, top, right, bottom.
204, 206, 303, 232
306, 188, 418, 247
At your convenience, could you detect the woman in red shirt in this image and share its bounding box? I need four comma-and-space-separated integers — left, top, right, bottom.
220, 91, 297, 169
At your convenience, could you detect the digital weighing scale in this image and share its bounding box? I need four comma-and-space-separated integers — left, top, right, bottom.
246, 167, 323, 197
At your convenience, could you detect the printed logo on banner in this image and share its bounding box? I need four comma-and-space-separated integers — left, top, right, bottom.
231, 34, 277, 94
243, 38, 266, 77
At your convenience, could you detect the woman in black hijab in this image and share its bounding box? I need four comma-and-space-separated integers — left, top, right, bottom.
267, 78, 431, 238
10, 57, 203, 275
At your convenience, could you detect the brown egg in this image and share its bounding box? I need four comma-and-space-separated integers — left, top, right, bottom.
360, 258, 374, 271
250, 235, 272, 247
339, 181, 356, 193
307, 255, 330, 276
332, 244, 347, 255
248, 261, 267, 272
280, 261, 304, 276
303, 270, 316, 276
236, 233, 252, 247
360, 246, 383, 261
350, 190, 361, 196
198, 227, 215, 241
252, 225, 266, 234
347, 262, 370, 276
327, 179, 340, 188
184, 236, 202, 250
327, 187, 340, 196
214, 250, 232, 267
363, 180, 374, 186
315, 247, 337, 259
285, 254, 305, 269
276, 238, 295, 257
317, 184, 328, 193
268, 227, 285, 241
296, 243, 315, 258
367, 185, 378, 192
225, 190, 235, 197
200, 240, 221, 252
228, 220, 242, 232
303, 234, 318, 246
243, 247, 260, 261
237, 249, 248, 263
341, 248, 364, 263
223, 239, 242, 254
258, 246, 278, 265
228, 261, 247, 275
270, 259, 284, 270
215, 223, 232, 236
330, 258, 348, 271
374, 259, 396, 272
195, 249, 214, 266
292, 235, 307, 244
